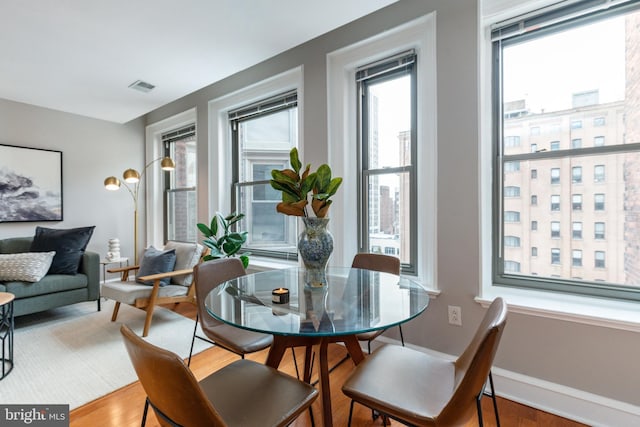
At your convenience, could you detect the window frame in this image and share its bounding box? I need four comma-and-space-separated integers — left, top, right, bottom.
490, 0, 640, 302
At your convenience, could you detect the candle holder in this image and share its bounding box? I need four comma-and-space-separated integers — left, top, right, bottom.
272, 288, 290, 304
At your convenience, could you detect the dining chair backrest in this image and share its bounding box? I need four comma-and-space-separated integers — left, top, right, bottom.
439, 297, 508, 425
351, 253, 401, 275
193, 258, 247, 331
120, 324, 225, 426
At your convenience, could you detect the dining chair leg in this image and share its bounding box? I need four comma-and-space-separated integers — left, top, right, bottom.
187, 314, 199, 367
347, 400, 355, 427
476, 392, 484, 427
399, 324, 405, 346
488, 370, 500, 427
141, 398, 149, 427
291, 348, 301, 379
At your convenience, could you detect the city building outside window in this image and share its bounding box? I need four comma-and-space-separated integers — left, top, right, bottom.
493, 1, 640, 300
230, 91, 299, 259
357, 50, 417, 273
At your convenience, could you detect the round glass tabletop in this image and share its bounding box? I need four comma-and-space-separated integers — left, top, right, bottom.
204, 267, 430, 337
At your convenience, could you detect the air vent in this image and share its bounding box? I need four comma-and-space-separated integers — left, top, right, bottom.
128, 80, 155, 93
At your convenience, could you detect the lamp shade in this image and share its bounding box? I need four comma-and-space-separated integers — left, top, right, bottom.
123, 168, 141, 183
104, 176, 121, 190
160, 157, 175, 171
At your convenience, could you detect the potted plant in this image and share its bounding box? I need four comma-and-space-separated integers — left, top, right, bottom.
270, 148, 342, 286
197, 212, 250, 268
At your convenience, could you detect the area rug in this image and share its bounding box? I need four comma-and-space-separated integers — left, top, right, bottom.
0, 299, 211, 409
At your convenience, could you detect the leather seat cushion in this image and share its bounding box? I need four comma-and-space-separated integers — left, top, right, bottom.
342, 344, 455, 425
199, 358, 317, 427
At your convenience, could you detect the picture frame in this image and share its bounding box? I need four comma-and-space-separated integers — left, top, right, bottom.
0, 144, 63, 222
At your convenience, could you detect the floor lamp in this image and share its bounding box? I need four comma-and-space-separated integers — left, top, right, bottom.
103, 156, 175, 265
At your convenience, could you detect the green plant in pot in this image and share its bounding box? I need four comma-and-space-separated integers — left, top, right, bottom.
197, 212, 250, 268
270, 148, 342, 287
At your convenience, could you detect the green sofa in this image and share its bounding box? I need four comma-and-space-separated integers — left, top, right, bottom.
0, 236, 100, 316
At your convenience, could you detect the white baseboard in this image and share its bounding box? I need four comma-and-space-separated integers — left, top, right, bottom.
375, 336, 640, 427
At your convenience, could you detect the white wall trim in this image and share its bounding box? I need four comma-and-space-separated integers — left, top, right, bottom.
145, 108, 196, 249
375, 336, 640, 426
207, 66, 304, 219
326, 13, 437, 286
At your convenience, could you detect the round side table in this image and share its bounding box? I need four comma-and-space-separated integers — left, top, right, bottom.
0, 292, 14, 379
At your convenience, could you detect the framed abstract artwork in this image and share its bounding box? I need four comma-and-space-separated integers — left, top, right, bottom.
0, 144, 63, 222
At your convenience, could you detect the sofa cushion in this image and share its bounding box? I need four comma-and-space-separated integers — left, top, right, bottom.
30, 226, 95, 275
136, 247, 176, 286
4, 274, 88, 299
0, 251, 56, 282
163, 241, 203, 286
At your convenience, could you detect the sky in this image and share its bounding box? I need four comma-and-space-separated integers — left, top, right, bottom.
503, 15, 625, 113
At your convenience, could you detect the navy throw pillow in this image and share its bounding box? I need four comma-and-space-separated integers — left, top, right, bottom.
136, 247, 176, 286
30, 226, 95, 275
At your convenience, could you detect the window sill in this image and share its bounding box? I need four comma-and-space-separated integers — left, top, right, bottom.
246, 256, 298, 273
477, 285, 640, 332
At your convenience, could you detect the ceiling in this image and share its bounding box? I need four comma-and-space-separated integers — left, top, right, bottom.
0, 0, 397, 123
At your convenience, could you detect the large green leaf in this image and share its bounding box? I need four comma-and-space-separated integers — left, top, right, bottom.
290, 147, 302, 173
315, 164, 331, 191
197, 223, 212, 237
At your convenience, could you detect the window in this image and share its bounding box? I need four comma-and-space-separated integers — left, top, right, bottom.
504, 235, 521, 247
164, 124, 197, 242
531, 247, 538, 257
504, 261, 521, 272
530, 126, 540, 135
572, 166, 582, 183
504, 186, 520, 197
504, 161, 520, 172
595, 251, 606, 268
358, 50, 417, 272
531, 169, 537, 179
531, 220, 538, 231
531, 195, 537, 205
572, 222, 582, 239
493, 1, 640, 301
594, 136, 605, 146
572, 194, 582, 211
504, 211, 520, 222
594, 165, 605, 182
572, 250, 583, 267
230, 91, 299, 259
530, 143, 538, 153
504, 136, 520, 147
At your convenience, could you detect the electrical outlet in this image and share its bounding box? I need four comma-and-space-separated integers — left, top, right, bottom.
448, 305, 462, 326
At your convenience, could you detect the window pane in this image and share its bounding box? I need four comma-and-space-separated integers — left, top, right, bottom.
166, 131, 197, 242
167, 189, 197, 242
367, 171, 410, 264
367, 75, 411, 169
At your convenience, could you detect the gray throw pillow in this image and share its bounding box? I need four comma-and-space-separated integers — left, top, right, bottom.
30, 226, 95, 275
136, 247, 176, 286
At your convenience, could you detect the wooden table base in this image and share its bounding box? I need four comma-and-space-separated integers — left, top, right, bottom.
265, 334, 365, 427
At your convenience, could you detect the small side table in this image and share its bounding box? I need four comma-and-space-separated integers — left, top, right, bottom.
0, 292, 15, 380
100, 258, 129, 284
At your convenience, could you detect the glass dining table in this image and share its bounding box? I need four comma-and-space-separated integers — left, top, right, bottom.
204, 266, 430, 427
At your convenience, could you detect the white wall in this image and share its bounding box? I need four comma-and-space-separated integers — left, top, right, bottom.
0, 98, 145, 260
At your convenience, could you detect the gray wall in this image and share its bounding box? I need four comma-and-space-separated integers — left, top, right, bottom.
0, 98, 145, 261
144, 0, 640, 410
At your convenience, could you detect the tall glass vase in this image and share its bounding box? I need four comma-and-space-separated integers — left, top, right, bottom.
298, 217, 333, 287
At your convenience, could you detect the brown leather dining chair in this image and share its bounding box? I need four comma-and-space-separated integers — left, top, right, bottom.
342, 297, 508, 427
120, 324, 318, 427
187, 258, 273, 366
352, 253, 404, 353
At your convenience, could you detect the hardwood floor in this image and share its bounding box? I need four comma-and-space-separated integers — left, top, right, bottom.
70, 303, 587, 427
